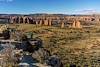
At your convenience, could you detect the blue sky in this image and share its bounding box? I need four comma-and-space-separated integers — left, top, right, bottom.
0, 0, 100, 14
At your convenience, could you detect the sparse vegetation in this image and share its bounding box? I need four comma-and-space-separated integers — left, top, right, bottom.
1, 24, 100, 67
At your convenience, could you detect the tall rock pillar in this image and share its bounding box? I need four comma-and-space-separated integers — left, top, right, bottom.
36, 21, 38, 25
61, 21, 65, 28
76, 21, 82, 28
39, 20, 42, 26
49, 19, 52, 26
23, 17, 26, 24
44, 20, 49, 26
27, 18, 30, 24
72, 21, 76, 28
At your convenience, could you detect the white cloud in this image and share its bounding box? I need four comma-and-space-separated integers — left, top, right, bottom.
72, 9, 100, 15
7, 0, 13, 2
0, 0, 14, 2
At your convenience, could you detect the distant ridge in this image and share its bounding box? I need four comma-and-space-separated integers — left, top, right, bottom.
0, 13, 100, 17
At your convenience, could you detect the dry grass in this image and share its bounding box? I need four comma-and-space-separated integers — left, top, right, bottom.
1, 24, 100, 67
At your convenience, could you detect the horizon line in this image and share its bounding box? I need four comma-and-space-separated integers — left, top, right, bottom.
0, 13, 100, 15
